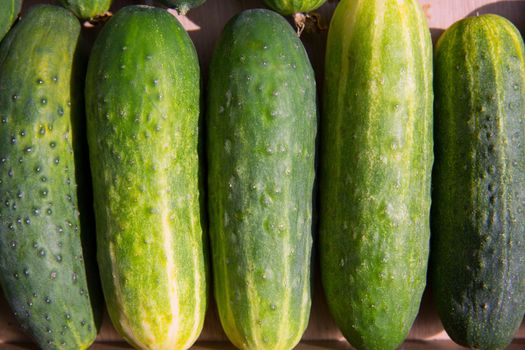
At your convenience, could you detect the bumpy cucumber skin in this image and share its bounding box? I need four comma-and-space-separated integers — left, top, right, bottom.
320, 0, 433, 349
0, 5, 97, 350
263, 0, 326, 15
208, 9, 316, 350
86, 5, 207, 350
0, 0, 22, 42
432, 14, 525, 350
58, 0, 112, 20
157, 0, 206, 15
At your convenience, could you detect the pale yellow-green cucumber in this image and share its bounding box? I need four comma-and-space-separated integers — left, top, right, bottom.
85, 5, 207, 350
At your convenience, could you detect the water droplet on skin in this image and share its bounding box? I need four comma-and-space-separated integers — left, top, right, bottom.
23, 268, 29, 276
262, 61, 268, 67
33, 208, 40, 216
10, 241, 17, 248
45, 297, 51, 303
153, 79, 159, 85
12, 94, 18, 101
49, 142, 56, 148
54, 158, 59, 165
0, 157, 5, 163
20, 130, 26, 137
72, 273, 77, 282
56, 255, 62, 262
25, 147, 32, 153
41, 176, 47, 182
16, 217, 21, 224
11, 137, 16, 144
52, 76, 58, 83
57, 107, 64, 116
57, 226, 63, 233
270, 303, 276, 310
13, 272, 19, 279
41, 98, 47, 105
65, 313, 71, 320
36, 79, 43, 84
25, 218, 30, 225
39, 249, 45, 257
44, 314, 50, 321
8, 168, 13, 177
8, 223, 14, 230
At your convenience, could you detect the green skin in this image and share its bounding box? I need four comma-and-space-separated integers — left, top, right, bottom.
208, 9, 316, 350
263, 0, 326, 15
0, 5, 97, 350
157, 0, 206, 15
320, 0, 433, 349
0, 0, 21, 42
57, 0, 112, 20
432, 14, 525, 350
86, 5, 207, 350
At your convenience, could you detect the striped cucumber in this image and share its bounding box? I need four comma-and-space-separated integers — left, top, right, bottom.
0, 5, 97, 349
208, 9, 316, 350
0, 0, 22, 42
85, 5, 207, 350
58, 0, 112, 20
263, 0, 326, 15
432, 14, 525, 350
319, 0, 433, 349
157, 0, 206, 15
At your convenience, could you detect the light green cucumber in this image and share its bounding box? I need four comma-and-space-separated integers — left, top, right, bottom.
320, 0, 433, 349
85, 5, 207, 350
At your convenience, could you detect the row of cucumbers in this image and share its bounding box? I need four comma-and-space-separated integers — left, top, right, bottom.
0, 0, 524, 350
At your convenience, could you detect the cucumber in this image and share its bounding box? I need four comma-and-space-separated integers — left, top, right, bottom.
157, 0, 206, 15
85, 5, 207, 350
319, 0, 433, 349
208, 9, 316, 350
432, 14, 525, 350
0, 5, 98, 350
0, 0, 22, 42
57, 0, 112, 20
263, 0, 326, 15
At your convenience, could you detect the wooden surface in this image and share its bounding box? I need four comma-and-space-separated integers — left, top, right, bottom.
1, 0, 524, 348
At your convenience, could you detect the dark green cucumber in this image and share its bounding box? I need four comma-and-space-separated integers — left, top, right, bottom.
86, 5, 207, 349
58, 0, 112, 20
263, 0, 326, 15
0, 5, 97, 350
208, 9, 316, 350
0, 0, 22, 42
157, 0, 206, 15
320, 0, 433, 349
432, 14, 525, 350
